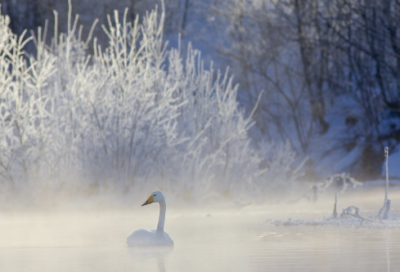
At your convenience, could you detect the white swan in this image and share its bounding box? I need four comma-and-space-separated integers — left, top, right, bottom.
127, 191, 174, 247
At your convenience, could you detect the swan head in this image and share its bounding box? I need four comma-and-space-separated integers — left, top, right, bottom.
142, 191, 165, 206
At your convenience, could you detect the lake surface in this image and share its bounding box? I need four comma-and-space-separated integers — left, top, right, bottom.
0, 189, 399, 271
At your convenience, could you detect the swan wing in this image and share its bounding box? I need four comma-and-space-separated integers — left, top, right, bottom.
126, 229, 156, 246
162, 231, 174, 246
127, 229, 174, 246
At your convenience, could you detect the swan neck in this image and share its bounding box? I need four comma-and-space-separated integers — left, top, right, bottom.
157, 200, 166, 233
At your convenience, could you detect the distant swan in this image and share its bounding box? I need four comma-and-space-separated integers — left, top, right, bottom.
127, 191, 174, 247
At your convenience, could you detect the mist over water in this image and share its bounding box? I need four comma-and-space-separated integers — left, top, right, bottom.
0, 188, 398, 272
1, 2, 400, 271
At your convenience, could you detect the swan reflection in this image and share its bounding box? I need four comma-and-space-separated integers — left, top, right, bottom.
128, 246, 173, 272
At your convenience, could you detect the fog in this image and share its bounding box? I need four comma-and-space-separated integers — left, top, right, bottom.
0, 187, 398, 271
1, 2, 400, 271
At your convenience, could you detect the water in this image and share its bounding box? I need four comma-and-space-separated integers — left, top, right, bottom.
0, 190, 399, 271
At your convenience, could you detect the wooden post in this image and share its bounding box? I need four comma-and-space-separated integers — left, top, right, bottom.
333, 193, 337, 218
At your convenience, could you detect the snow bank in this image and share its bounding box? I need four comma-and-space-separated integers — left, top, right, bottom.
271, 213, 400, 228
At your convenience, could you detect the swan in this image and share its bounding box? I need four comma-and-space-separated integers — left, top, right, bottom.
126, 191, 174, 247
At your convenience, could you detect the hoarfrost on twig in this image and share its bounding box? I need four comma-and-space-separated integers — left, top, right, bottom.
0, 3, 299, 203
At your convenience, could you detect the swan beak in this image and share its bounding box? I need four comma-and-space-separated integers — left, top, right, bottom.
142, 195, 154, 206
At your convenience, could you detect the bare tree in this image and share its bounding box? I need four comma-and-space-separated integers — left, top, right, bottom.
207, 0, 400, 179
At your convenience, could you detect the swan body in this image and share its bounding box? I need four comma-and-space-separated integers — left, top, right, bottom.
126, 229, 174, 246
127, 191, 174, 247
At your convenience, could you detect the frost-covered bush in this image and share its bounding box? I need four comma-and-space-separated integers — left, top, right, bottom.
0, 5, 300, 204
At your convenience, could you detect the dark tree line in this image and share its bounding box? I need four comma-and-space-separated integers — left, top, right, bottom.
0, 0, 192, 45
208, 0, 400, 179
1, 0, 40, 35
